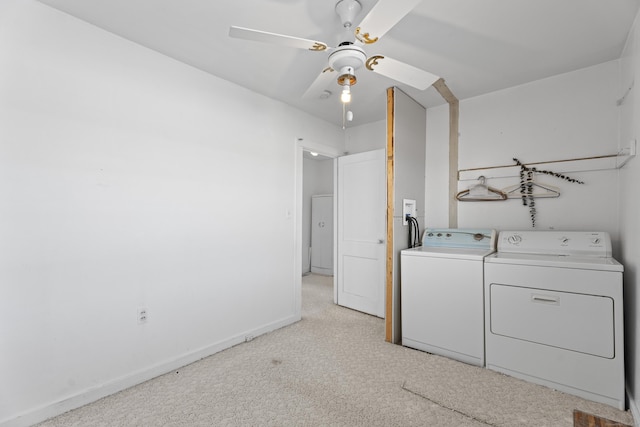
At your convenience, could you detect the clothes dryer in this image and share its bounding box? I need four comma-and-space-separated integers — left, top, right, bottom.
401, 228, 496, 366
484, 231, 624, 409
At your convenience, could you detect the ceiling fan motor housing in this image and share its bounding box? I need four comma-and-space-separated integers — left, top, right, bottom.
329, 44, 366, 85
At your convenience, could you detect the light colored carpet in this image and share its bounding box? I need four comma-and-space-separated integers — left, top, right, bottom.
37, 274, 634, 427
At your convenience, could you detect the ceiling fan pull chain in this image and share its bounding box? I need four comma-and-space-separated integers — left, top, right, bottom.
342, 102, 346, 130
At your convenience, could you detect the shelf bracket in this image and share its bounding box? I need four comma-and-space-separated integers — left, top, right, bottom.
616, 139, 637, 168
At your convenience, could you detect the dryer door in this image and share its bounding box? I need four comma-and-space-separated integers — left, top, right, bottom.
489, 284, 614, 358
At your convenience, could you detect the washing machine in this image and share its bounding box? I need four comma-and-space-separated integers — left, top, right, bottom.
401, 228, 497, 366
484, 231, 625, 409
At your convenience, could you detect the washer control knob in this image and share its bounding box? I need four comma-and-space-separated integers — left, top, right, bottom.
507, 235, 522, 244
437, 233, 442, 237
592, 238, 601, 245
561, 237, 570, 244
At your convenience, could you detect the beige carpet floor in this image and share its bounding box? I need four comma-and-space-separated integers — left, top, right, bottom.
37, 274, 634, 427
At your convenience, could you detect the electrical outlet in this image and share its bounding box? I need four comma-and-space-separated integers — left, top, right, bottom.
402, 199, 417, 225
137, 307, 148, 324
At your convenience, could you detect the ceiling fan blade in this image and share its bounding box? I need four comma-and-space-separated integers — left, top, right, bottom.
366, 55, 439, 90
302, 67, 336, 100
355, 0, 422, 44
229, 26, 329, 51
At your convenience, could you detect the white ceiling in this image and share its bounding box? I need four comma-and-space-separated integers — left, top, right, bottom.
37, 0, 640, 128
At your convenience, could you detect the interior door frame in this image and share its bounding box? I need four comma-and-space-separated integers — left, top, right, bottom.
294, 137, 343, 319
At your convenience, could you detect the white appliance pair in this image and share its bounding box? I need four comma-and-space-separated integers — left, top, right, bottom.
400, 229, 625, 410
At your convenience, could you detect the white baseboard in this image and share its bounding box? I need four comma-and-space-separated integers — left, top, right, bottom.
1, 315, 298, 427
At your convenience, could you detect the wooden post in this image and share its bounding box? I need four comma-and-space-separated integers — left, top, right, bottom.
385, 87, 395, 342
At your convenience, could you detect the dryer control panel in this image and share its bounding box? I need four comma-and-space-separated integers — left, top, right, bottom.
497, 231, 612, 257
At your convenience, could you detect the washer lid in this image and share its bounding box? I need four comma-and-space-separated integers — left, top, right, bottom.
484, 252, 623, 272
402, 246, 495, 260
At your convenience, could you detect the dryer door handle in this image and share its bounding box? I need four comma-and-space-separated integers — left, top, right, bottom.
531, 294, 560, 305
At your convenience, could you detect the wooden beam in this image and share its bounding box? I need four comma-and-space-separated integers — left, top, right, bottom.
385, 87, 395, 343
448, 101, 459, 228
432, 78, 459, 228
432, 78, 458, 104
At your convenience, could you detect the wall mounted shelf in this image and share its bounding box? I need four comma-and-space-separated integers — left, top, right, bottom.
458, 140, 636, 181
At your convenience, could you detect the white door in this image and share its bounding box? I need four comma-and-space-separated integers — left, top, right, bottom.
311, 195, 333, 275
337, 149, 386, 317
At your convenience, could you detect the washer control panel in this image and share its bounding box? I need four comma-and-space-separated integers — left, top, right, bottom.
497, 231, 612, 257
422, 228, 496, 250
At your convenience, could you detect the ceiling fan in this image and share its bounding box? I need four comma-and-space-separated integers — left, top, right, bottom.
228, 0, 439, 106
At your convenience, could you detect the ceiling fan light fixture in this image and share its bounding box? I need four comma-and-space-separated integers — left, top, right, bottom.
340, 84, 352, 103
329, 45, 365, 105
336, 66, 357, 86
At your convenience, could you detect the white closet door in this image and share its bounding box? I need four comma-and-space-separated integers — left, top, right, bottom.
311, 195, 333, 275
337, 149, 386, 318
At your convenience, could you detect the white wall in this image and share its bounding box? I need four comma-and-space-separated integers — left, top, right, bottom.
425, 104, 450, 228
391, 88, 427, 343
302, 158, 333, 274
345, 119, 386, 154
0, 1, 343, 425
619, 9, 640, 421
427, 60, 621, 241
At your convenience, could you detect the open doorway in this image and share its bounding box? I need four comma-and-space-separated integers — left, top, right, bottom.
302, 151, 335, 313
302, 151, 334, 276
294, 139, 342, 320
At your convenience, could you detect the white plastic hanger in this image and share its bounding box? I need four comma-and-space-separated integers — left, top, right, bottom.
456, 176, 507, 202
502, 179, 561, 199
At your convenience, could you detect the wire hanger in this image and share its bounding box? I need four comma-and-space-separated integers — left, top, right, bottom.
501, 179, 561, 199
456, 176, 507, 202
